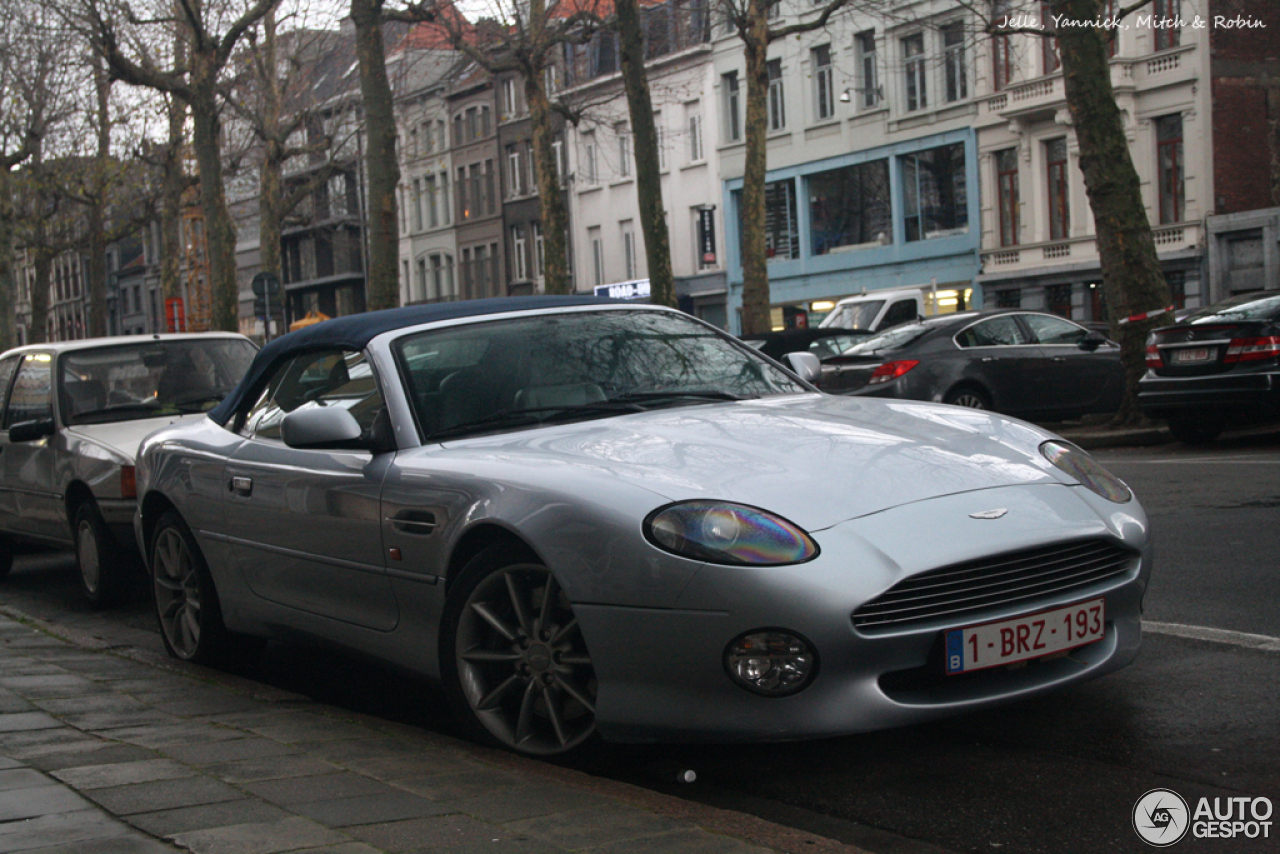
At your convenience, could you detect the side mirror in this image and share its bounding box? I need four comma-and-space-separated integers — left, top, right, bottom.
783, 351, 822, 385
1077, 332, 1108, 352
281, 406, 366, 450
8, 419, 56, 443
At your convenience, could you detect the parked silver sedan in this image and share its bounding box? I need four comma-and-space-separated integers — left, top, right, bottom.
134, 298, 1150, 756
0, 334, 257, 605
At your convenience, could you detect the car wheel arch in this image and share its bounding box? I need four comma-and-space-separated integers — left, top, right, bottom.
944, 382, 995, 410
444, 523, 540, 594
64, 481, 96, 534
139, 491, 180, 560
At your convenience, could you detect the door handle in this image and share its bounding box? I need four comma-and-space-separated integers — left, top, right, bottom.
229, 476, 252, 497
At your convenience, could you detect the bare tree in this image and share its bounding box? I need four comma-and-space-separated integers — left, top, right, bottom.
612, 0, 674, 308
984, 0, 1172, 423
720, 0, 851, 336
0, 2, 76, 348
84, 0, 278, 332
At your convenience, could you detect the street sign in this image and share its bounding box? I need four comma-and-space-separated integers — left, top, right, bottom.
251, 271, 281, 298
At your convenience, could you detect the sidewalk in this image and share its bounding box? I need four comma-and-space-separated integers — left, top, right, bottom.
0, 607, 873, 854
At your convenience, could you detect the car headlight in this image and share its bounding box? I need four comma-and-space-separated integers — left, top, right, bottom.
1040, 440, 1132, 503
643, 500, 819, 565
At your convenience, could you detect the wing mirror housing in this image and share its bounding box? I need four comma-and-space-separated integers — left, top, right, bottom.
1077, 332, 1109, 352
8, 418, 56, 443
783, 351, 822, 385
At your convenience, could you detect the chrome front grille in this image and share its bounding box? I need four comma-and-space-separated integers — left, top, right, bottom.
852, 539, 1136, 632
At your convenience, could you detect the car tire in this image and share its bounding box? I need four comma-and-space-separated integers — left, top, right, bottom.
440, 544, 598, 756
1167, 416, 1224, 445
945, 385, 992, 411
74, 502, 133, 608
150, 510, 263, 667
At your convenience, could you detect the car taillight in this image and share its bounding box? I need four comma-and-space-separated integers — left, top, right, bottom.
1224, 336, 1280, 364
868, 360, 920, 385
1144, 340, 1164, 369
120, 466, 137, 499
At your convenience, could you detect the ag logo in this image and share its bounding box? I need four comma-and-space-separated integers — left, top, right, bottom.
1133, 788, 1190, 846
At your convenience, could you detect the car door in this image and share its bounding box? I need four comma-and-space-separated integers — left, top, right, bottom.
0, 352, 65, 543
951, 315, 1041, 414
0, 355, 23, 536
221, 348, 399, 631
1020, 313, 1122, 416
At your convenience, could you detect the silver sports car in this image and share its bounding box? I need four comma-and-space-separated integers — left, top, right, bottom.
134, 297, 1149, 756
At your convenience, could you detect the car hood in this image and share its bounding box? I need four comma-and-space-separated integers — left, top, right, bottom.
67, 414, 205, 462
439, 395, 1070, 531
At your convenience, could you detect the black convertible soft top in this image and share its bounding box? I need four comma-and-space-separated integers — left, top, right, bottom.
208, 295, 620, 426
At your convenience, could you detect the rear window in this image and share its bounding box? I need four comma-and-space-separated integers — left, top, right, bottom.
1184, 294, 1280, 324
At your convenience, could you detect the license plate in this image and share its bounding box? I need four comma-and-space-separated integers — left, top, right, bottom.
945, 599, 1104, 675
1173, 347, 1211, 363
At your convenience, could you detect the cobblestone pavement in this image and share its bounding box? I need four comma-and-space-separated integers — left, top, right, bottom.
0, 609, 867, 854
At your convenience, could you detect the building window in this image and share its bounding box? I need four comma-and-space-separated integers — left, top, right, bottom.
415, 258, 427, 301
623, 225, 637, 279
856, 31, 879, 108
533, 222, 544, 277
425, 175, 438, 227
1153, 0, 1180, 51
430, 253, 453, 299
943, 23, 967, 102
992, 24, 1012, 91
767, 59, 785, 131
656, 124, 667, 170
440, 171, 450, 225
688, 111, 703, 161
996, 148, 1020, 247
1046, 138, 1070, 240
738, 179, 799, 262
507, 144, 524, 197
501, 78, 518, 118
723, 71, 741, 142
457, 167, 469, 219
412, 179, 423, 231
484, 159, 496, 215
1046, 284, 1073, 318
583, 134, 598, 184
808, 159, 892, 255
903, 34, 926, 112
618, 124, 632, 178
512, 226, 528, 280
1156, 114, 1184, 224
590, 227, 604, 286
813, 45, 834, 121
901, 143, 968, 242
995, 289, 1021, 308
1042, 2, 1061, 73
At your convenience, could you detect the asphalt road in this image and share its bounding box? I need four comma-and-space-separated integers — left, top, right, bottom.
1, 428, 1277, 854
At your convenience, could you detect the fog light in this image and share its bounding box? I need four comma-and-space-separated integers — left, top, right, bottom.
724, 630, 818, 696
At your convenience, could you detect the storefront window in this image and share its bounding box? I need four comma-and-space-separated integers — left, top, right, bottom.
809, 160, 892, 255
901, 143, 968, 242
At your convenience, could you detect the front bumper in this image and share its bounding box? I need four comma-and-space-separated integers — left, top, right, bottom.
575, 484, 1149, 744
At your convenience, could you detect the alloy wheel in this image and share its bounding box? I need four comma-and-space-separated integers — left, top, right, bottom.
152, 526, 204, 659
454, 564, 596, 754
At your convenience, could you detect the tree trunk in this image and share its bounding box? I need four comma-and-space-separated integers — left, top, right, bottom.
258, 6, 284, 336
87, 53, 111, 338
614, 0, 675, 309
738, 2, 772, 335
0, 168, 16, 351
525, 53, 571, 295
351, 0, 400, 312
1051, 0, 1171, 424
30, 245, 51, 345
190, 58, 239, 332
160, 30, 187, 313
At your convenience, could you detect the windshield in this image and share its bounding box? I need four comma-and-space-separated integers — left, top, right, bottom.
823, 300, 885, 330
1185, 294, 1280, 324
60, 337, 258, 425
395, 309, 808, 439
843, 322, 933, 354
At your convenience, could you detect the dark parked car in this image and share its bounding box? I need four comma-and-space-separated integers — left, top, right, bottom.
1138, 292, 1280, 443
740, 328, 869, 390
833, 309, 1124, 420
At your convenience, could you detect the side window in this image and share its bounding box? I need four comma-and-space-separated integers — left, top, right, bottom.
5, 355, 53, 428
241, 349, 384, 442
956, 317, 1027, 348
1023, 313, 1089, 345
0, 356, 20, 423
880, 299, 919, 330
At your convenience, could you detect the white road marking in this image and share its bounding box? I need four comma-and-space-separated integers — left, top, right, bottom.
1142, 620, 1280, 652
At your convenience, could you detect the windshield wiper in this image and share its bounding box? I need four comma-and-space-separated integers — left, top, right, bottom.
607, 390, 746, 406
171, 393, 227, 413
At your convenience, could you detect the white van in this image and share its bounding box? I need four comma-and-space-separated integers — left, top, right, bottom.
817, 286, 972, 331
